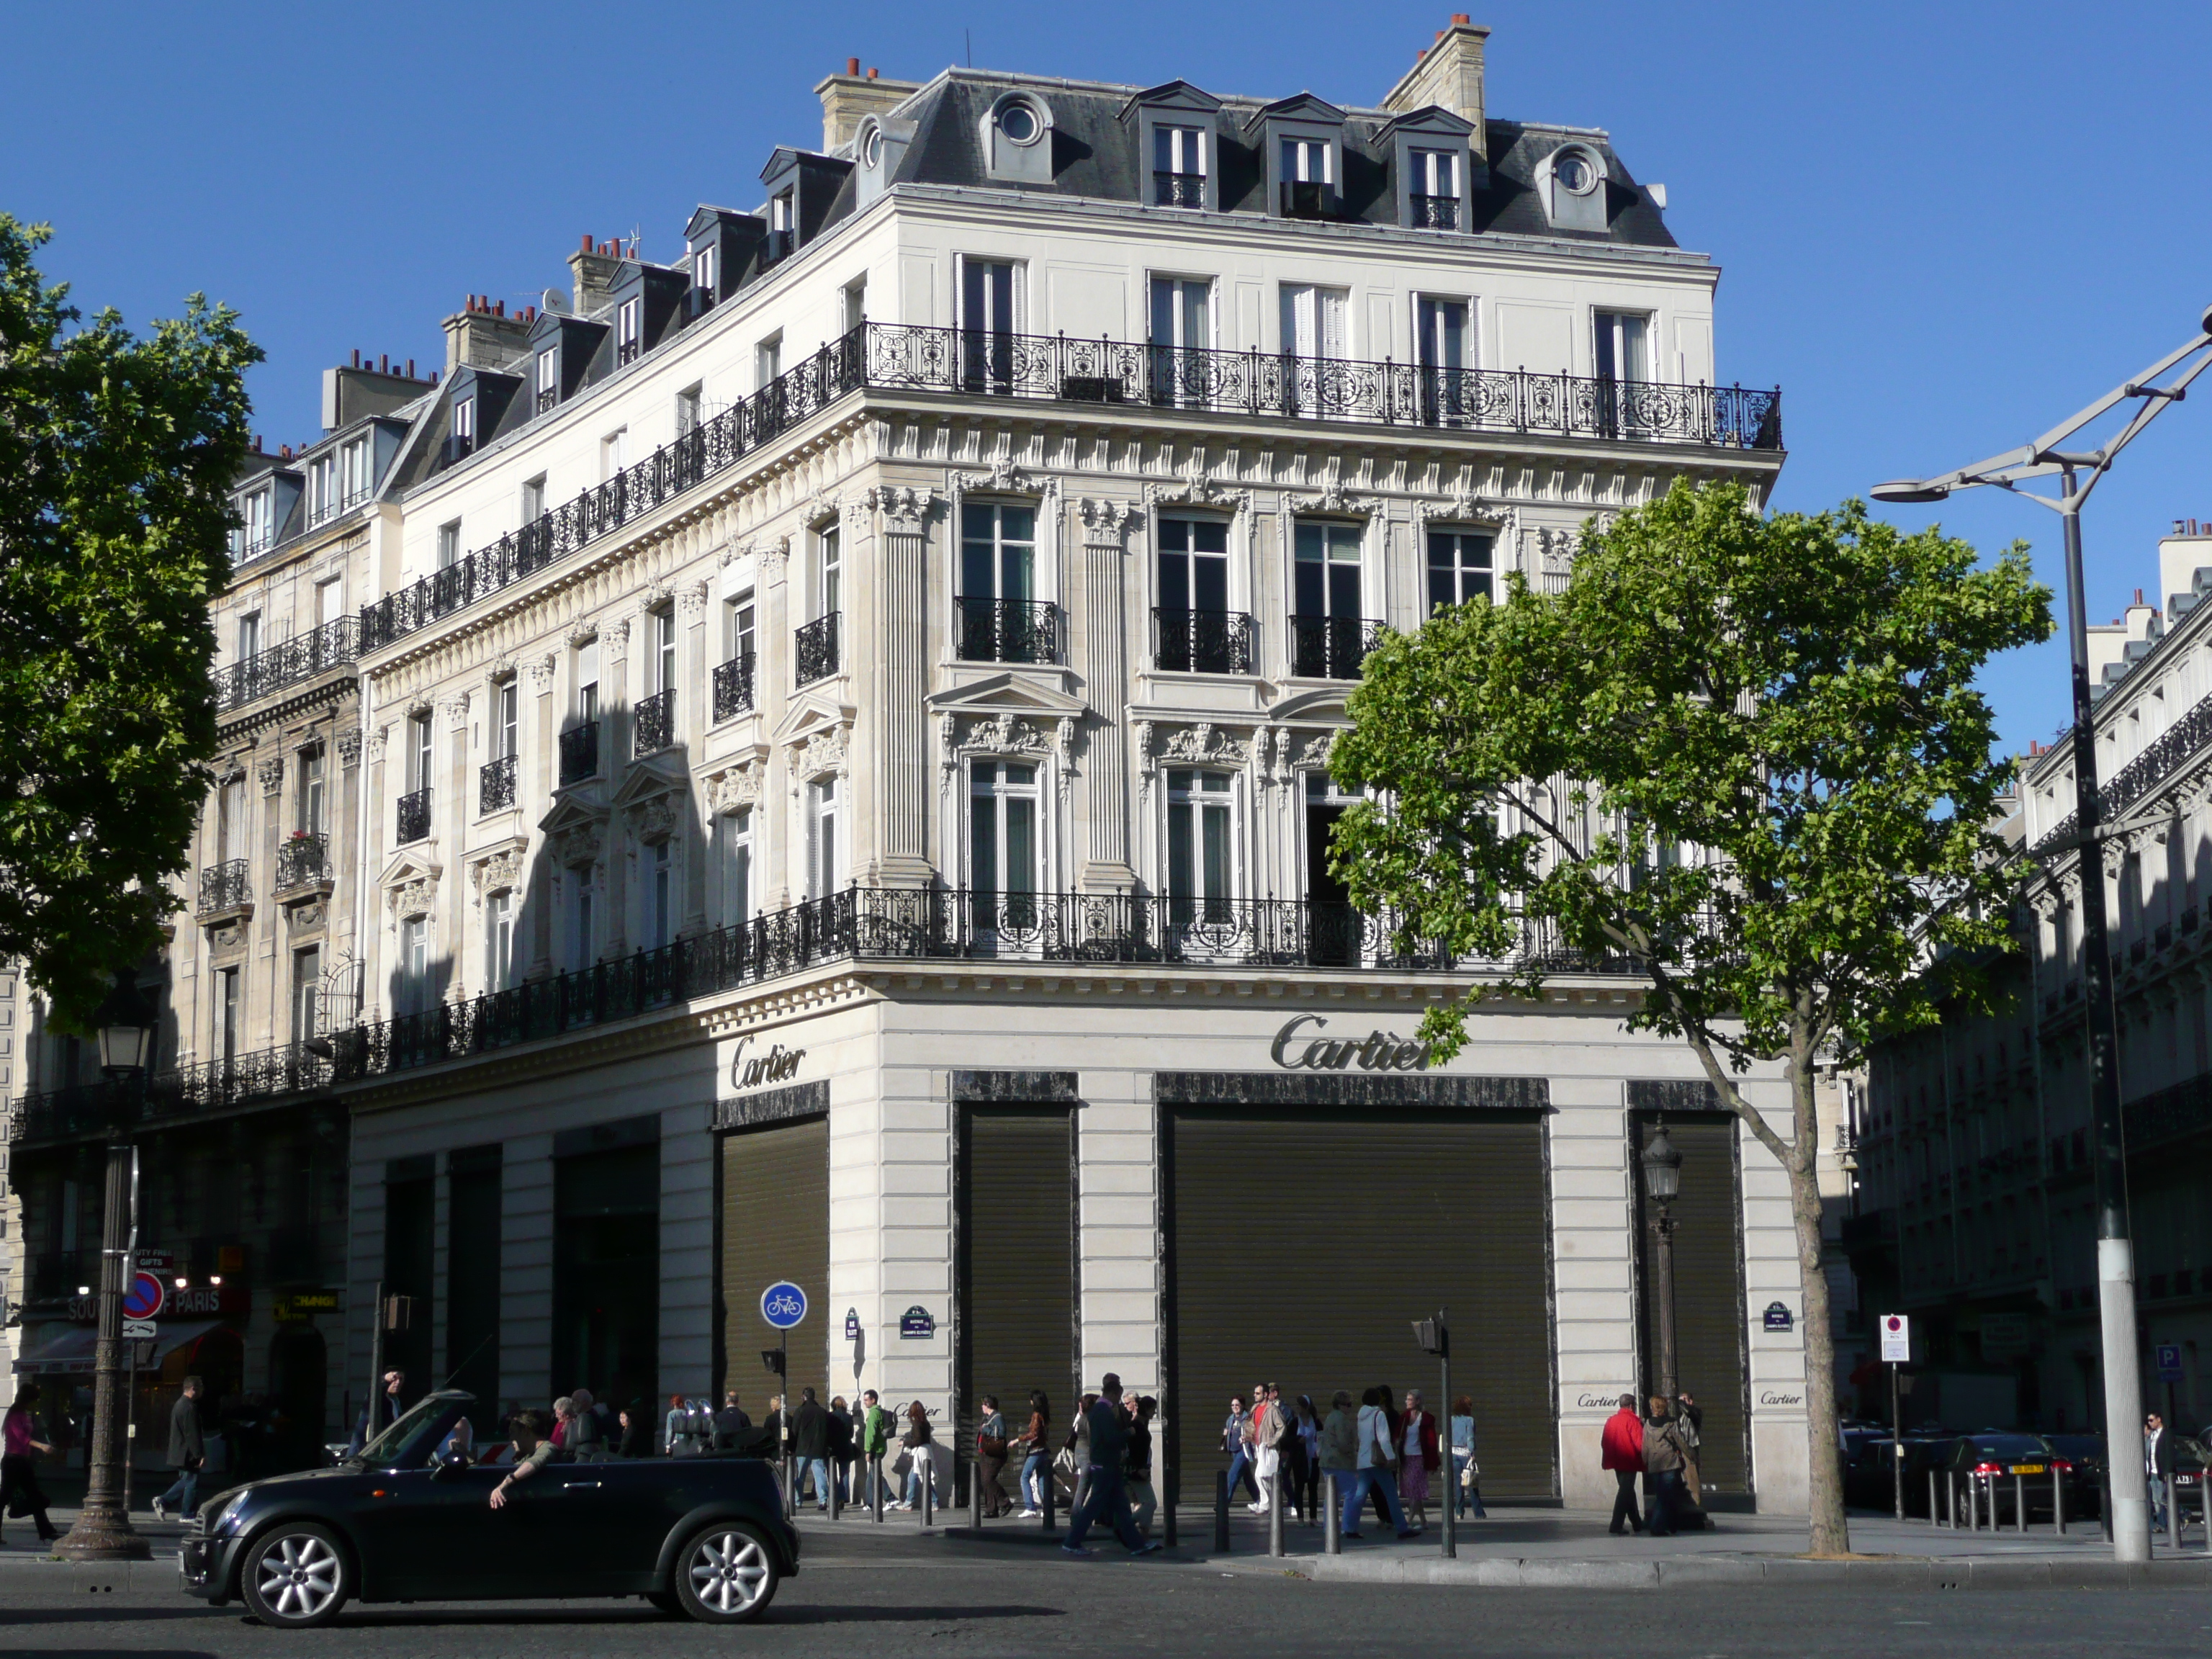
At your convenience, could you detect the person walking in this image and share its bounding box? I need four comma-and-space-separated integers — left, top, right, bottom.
1125, 1395, 1159, 1537
1249, 1385, 1285, 1516
792, 1388, 832, 1511
2146, 1412, 2175, 1534
712, 1390, 750, 1452
1399, 1388, 1439, 1531
896, 1401, 933, 1510
1365, 1380, 1406, 1532
1293, 1395, 1322, 1521
1221, 1394, 1257, 1506
1447, 1395, 1485, 1520
151, 1377, 207, 1522
1341, 1387, 1418, 1540
1642, 1395, 1691, 1537
1015, 1392, 1051, 1518
828, 1396, 855, 1503
1061, 1375, 1164, 1557
346, 1369, 405, 1455
1319, 1390, 1359, 1524
1601, 1393, 1645, 1534
1676, 1390, 1704, 1510
568, 1388, 606, 1462
858, 1390, 891, 1509
1, 1385, 60, 1545
975, 1395, 1012, 1518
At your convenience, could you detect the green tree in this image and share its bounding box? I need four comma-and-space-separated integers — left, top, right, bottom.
1328, 480, 2050, 1555
0, 217, 259, 1030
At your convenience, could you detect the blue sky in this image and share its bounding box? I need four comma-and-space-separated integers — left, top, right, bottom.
7, 0, 2209, 753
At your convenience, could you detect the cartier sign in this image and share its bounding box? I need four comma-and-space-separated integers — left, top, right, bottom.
1269, 1015, 1431, 1073
729, 1034, 806, 1093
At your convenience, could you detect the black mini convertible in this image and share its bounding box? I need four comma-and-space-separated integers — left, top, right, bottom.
179, 1390, 798, 1628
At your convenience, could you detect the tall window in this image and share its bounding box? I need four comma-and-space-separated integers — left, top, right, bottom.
452, 396, 475, 450
1156, 516, 1236, 673
807, 777, 839, 899
571, 869, 595, 971
240, 487, 274, 554
653, 608, 677, 693
1292, 521, 1366, 678
1280, 284, 1348, 361
401, 917, 428, 1012
958, 502, 1035, 660
437, 520, 462, 570
676, 384, 702, 436
496, 680, 518, 760
756, 336, 783, 390
315, 575, 343, 629
1166, 770, 1235, 924
1149, 276, 1212, 406
648, 840, 673, 950
726, 594, 757, 665
1282, 136, 1331, 183
293, 945, 321, 1041
721, 806, 754, 925
1154, 124, 1206, 205
486, 891, 513, 990
959, 258, 1020, 390
238, 611, 262, 662
535, 349, 559, 411
601, 427, 629, 482
521, 474, 547, 523
300, 746, 327, 835
970, 761, 1040, 927
217, 966, 240, 1064
1410, 147, 1460, 226
1595, 311, 1651, 382
693, 243, 718, 300
842, 276, 868, 333
616, 295, 642, 363
408, 712, 434, 793
307, 452, 336, 523
575, 642, 600, 726
339, 435, 372, 507
1426, 530, 1493, 613
819, 526, 842, 619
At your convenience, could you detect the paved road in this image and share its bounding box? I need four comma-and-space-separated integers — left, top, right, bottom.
1, 1529, 2205, 1659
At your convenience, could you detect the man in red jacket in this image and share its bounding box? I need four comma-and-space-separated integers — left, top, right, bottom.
1601, 1393, 1645, 1535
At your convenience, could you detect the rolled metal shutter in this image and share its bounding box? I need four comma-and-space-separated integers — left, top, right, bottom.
1635, 1114, 1748, 1493
958, 1105, 1076, 1441
1168, 1108, 1555, 1498
721, 1115, 831, 1404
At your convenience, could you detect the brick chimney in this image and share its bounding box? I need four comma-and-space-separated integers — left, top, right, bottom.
1380, 15, 1490, 159
567, 235, 626, 318
441, 295, 533, 375
814, 64, 922, 153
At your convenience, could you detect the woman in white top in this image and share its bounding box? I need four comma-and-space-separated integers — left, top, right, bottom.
1449, 1394, 1485, 1519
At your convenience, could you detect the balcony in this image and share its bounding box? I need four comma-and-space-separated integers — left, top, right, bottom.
1290, 615, 1385, 680
1153, 608, 1255, 675
356, 323, 1781, 659
1408, 193, 1459, 230
634, 688, 675, 756
6, 1039, 335, 1145
559, 722, 600, 786
956, 598, 1058, 665
714, 653, 757, 721
212, 616, 358, 714
396, 786, 431, 845
274, 832, 331, 896
795, 613, 840, 685
439, 433, 476, 467
618, 338, 642, 367
479, 754, 518, 814
197, 858, 251, 917
763, 228, 795, 266
1280, 179, 1334, 219
536, 387, 558, 414
1154, 170, 1204, 208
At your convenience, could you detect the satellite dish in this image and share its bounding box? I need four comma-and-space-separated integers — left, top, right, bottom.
541, 287, 569, 315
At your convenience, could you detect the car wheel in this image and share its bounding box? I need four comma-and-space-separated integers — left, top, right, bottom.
240, 1522, 351, 1629
645, 1589, 682, 1616
673, 1521, 779, 1623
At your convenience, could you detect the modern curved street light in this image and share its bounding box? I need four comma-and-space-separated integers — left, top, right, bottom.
1871, 305, 2212, 1563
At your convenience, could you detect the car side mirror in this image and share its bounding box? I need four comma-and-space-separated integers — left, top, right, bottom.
431, 1452, 470, 1480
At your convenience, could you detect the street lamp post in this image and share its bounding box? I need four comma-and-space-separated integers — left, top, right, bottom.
53, 978, 156, 1563
1871, 305, 2212, 1564
1641, 1119, 1683, 1399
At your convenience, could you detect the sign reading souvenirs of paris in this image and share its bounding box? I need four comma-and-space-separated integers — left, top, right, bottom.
729, 1033, 806, 1093
1269, 1015, 1432, 1072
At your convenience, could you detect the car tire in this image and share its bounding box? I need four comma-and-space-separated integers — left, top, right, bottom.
644, 1589, 682, 1616
239, 1521, 351, 1629
672, 1521, 779, 1623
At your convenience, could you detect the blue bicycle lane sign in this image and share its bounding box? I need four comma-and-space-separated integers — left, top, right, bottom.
760, 1282, 808, 1330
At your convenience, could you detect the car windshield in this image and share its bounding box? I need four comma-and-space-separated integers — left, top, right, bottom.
356, 1394, 465, 1467
1961, 1434, 2048, 1460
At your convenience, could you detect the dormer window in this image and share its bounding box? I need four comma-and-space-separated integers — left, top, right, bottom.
860, 124, 884, 170
1409, 149, 1460, 229
1249, 95, 1347, 221
981, 92, 1055, 185
307, 452, 337, 525
1124, 81, 1223, 214
239, 487, 274, 557
1154, 125, 1207, 207
1282, 136, 1332, 215
768, 192, 795, 263
617, 295, 642, 366
452, 396, 475, 457
535, 348, 559, 413
1541, 143, 1610, 233
338, 434, 372, 511
694, 243, 718, 305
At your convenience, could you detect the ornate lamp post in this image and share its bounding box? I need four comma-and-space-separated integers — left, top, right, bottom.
53, 976, 155, 1562
1641, 1118, 1684, 1399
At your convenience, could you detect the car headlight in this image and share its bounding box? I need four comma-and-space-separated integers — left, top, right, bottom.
205, 1492, 252, 1537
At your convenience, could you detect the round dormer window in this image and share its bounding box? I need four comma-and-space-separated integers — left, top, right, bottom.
994, 100, 1042, 145
860, 122, 884, 171
1554, 150, 1599, 195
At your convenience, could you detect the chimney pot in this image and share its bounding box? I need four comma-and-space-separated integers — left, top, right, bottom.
2135, 588, 2146, 607
866, 66, 878, 78
379, 354, 390, 374
495, 300, 505, 317
351, 348, 361, 368
430, 369, 439, 385
1435, 27, 1446, 40
1452, 11, 1470, 22
407, 357, 416, 377
846, 55, 860, 75
582, 233, 593, 252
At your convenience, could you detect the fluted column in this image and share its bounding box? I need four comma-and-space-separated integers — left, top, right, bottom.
1077, 497, 1138, 892
871, 485, 937, 888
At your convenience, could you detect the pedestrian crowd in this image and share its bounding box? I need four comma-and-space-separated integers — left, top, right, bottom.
1600, 1391, 1706, 1537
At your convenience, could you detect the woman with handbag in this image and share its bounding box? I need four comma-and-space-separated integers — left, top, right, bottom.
1, 1384, 60, 1545
1398, 1388, 1440, 1530
975, 1395, 1011, 1517
1449, 1394, 1487, 1519
1014, 1391, 1051, 1519
895, 1401, 934, 1510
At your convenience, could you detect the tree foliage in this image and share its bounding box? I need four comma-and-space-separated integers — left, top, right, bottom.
0, 216, 260, 1028
1327, 479, 2051, 1552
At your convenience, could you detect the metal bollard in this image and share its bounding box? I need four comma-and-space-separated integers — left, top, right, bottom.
2014, 1471, 2027, 1534
872, 1456, 885, 1524
922, 1455, 935, 1528
2171, 1480, 2182, 1552
1166, 1480, 1177, 1549
830, 1464, 842, 1521
1927, 1469, 1938, 1527
1043, 1460, 1056, 1532
2101, 1470, 2113, 1544
2053, 1465, 2065, 1536
1269, 1467, 1285, 1557
1214, 1469, 1231, 1552
971, 1461, 983, 1530
1325, 1479, 1341, 1554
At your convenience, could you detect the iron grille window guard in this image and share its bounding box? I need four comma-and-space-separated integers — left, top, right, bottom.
1408, 193, 1459, 230
794, 613, 840, 684
5, 1039, 338, 1143
1290, 614, 1385, 680
212, 616, 359, 714
713, 653, 757, 721
1154, 170, 1205, 207
618, 339, 642, 367
275, 833, 330, 891
1281, 180, 1333, 219
955, 597, 1058, 665
1153, 608, 1255, 675
479, 754, 518, 814
197, 858, 251, 915
634, 687, 675, 756
536, 387, 559, 414
559, 722, 599, 786
355, 323, 1779, 658
396, 786, 431, 845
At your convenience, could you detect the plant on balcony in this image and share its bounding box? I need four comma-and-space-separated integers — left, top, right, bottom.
1328, 479, 2052, 1560
0, 216, 260, 1026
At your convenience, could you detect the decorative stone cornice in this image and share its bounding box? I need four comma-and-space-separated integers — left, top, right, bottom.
1143, 477, 1249, 514
1285, 485, 1376, 518
469, 845, 525, 900
954, 459, 1038, 498
336, 727, 364, 769
1077, 497, 1137, 539
256, 757, 284, 796
865, 484, 938, 526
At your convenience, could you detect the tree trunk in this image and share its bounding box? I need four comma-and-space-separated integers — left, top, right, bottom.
1788, 1053, 1851, 1557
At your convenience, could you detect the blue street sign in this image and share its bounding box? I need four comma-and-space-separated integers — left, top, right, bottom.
845, 1308, 860, 1341
2157, 1342, 2185, 1383
899, 1305, 935, 1339
760, 1282, 808, 1330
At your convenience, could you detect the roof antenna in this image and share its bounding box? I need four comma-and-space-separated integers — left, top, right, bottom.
965, 27, 971, 66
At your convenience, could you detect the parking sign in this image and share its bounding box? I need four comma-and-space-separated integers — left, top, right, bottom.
2157, 1342, 2184, 1383
1879, 1313, 1910, 1363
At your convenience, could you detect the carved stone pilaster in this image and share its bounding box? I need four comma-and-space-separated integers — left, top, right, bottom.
1077, 498, 1138, 891
878, 492, 934, 887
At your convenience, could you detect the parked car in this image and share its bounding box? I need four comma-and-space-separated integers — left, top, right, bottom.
1938, 1432, 2082, 1525
2040, 1433, 2106, 1519
1843, 1431, 1953, 1514
180, 1390, 798, 1629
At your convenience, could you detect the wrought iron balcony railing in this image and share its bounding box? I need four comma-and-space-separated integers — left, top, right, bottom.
536, 387, 559, 414
356, 323, 1780, 658
634, 688, 675, 755
331, 886, 1638, 1084
212, 616, 358, 714
1153, 608, 1255, 675
956, 597, 1058, 665
1280, 179, 1334, 219
2038, 685, 2212, 852
396, 786, 431, 845
479, 753, 518, 814
275, 832, 330, 892
713, 653, 757, 721
198, 858, 251, 916
1408, 193, 1459, 230
1154, 170, 1205, 207
618, 338, 642, 367
6, 1039, 337, 1144
795, 613, 840, 684
559, 722, 599, 786
1290, 614, 1386, 680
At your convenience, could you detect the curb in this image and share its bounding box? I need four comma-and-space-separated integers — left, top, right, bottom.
0, 1553, 179, 1591
1296, 1552, 2212, 1589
